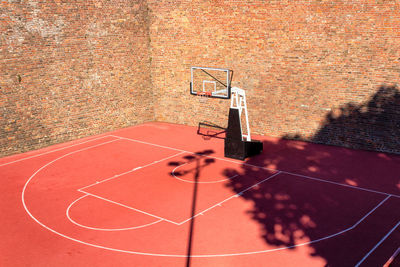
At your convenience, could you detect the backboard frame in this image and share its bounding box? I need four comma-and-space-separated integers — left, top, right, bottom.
190, 66, 232, 99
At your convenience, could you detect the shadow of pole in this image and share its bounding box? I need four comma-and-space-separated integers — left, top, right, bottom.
168, 150, 215, 267
185, 156, 199, 267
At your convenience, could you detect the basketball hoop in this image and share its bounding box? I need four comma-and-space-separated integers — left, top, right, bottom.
197, 91, 212, 103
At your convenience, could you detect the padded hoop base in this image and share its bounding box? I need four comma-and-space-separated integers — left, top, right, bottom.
224, 108, 263, 160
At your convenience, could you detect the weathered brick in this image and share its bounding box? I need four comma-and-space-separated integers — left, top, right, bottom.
2, 0, 400, 157
148, 0, 400, 154
1, 0, 153, 157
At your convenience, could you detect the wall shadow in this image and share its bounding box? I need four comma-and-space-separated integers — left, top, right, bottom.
222, 85, 400, 266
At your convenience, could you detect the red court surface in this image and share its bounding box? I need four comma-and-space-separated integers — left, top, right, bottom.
1, 122, 399, 267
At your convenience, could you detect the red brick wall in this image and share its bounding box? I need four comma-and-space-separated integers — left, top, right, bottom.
2, 1, 400, 157
149, 0, 400, 153
1, 0, 153, 157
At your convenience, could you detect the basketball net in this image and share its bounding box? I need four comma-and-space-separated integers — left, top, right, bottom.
197, 92, 211, 103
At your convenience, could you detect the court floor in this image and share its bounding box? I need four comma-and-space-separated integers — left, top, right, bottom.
1, 122, 399, 266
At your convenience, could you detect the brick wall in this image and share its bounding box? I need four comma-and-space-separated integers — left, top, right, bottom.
149, 0, 400, 153
2, 0, 400, 157
1, 0, 153, 157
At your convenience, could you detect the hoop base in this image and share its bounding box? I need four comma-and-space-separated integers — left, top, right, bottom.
224, 108, 263, 160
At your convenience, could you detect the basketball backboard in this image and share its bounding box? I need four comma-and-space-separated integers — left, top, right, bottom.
190, 66, 232, 99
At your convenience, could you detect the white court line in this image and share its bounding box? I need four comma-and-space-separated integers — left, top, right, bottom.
79, 171, 281, 226
21, 136, 397, 257
77, 147, 279, 226
171, 162, 239, 184
355, 219, 400, 267
110, 134, 277, 169
283, 171, 396, 197
66, 194, 163, 231
21, 155, 390, 258
78, 151, 185, 191
176, 171, 281, 225
77, 190, 177, 225
0, 135, 111, 167
110, 135, 186, 153
112, 135, 399, 198
0, 123, 169, 167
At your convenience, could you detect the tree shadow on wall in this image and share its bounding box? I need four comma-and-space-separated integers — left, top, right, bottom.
311, 85, 400, 154
222, 85, 400, 266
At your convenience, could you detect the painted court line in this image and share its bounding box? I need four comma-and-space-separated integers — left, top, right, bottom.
79, 171, 281, 226
26, 179, 393, 258
21, 138, 395, 257
284, 171, 398, 198
0, 123, 162, 167
206, 195, 392, 258
66, 194, 163, 231
355, 219, 400, 267
176, 171, 281, 225
77, 190, 178, 225
112, 135, 399, 198
110, 135, 186, 153
22, 137, 121, 197
0, 135, 111, 167
20, 134, 399, 258
111, 134, 276, 170
171, 162, 239, 184
78, 151, 186, 191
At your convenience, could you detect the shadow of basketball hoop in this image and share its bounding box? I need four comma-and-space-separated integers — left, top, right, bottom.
197, 121, 226, 140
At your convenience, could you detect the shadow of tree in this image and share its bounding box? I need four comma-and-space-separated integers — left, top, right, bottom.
222, 85, 400, 266
289, 85, 400, 154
